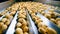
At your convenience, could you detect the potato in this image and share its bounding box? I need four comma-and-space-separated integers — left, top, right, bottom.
35, 19, 43, 24
10, 11, 16, 16
18, 14, 26, 18
37, 22, 43, 27
5, 19, 10, 26
1, 24, 7, 31
16, 23, 22, 28
22, 20, 27, 26
18, 18, 24, 22
24, 32, 28, 34
47, 28, 57, 34
16, 28, 23, 34
38, 27, 47, 34
56, 18, 60, 27
5, 14, 11, 18
2, 18, 7, 23
50, 18, 56, 23
22, 26, 29, 32
56, 18, 60, 21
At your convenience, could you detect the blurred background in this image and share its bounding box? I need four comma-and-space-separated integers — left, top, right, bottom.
0, 0, 60, 10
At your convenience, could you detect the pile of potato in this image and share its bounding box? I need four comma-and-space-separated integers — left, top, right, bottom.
0, 3, 19, 17
0, 3, 19, 34
17, 2, 60, 27
0, 2, 59, 34
0, 10, 15, 34
39, 8, 60, 27
27, 8, 57, 34
15, 8, 29, 34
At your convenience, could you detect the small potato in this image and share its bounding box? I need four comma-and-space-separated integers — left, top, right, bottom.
22, 20, 27, 26
22, 26, 29, 32
35, 19, 43, 24
50, 18, 56, 24
24, 32, 28, 34
2, 24, 7, 31
41, 11, 45, 15
37, 22, 43, 27
16, 28, 23, 34
38, 27, 47, 34
56, 18, 60, 27
18, 18, 24, 22
5, 19, 10, 26
47, 28, 57, 34
18, 14, 26, 18
2, 18, 7, 23
31, 13, 36, 16
16, 23, 22, 28
57, 23, 60, 27
5, 14, 13, 19
56, 18, 60, 21
5, 14, 10, 18
18, 18, 27, 26
10, 11, 16, 16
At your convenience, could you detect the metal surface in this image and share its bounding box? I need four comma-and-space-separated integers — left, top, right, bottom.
33, 0, 60, 7
37, 12, 60, 34
0, 1, 12, 11
26, 10, 38, 34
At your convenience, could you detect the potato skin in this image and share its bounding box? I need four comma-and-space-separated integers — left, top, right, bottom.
16, 28, 23, 34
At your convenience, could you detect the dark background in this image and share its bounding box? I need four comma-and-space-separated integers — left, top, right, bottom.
0, 0, 60, 3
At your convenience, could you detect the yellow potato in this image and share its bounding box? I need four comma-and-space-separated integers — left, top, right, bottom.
50, 18, 56, 24
24, 32, 28, 34
2, 18, 7, 23
2, 24, 7, 31
17, 23, 22, 28
47, 28, 57, 34
22, 26, 29, 32
38, 27, 47, 34
16, 28, 23, 34
5, 19, 10, 26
